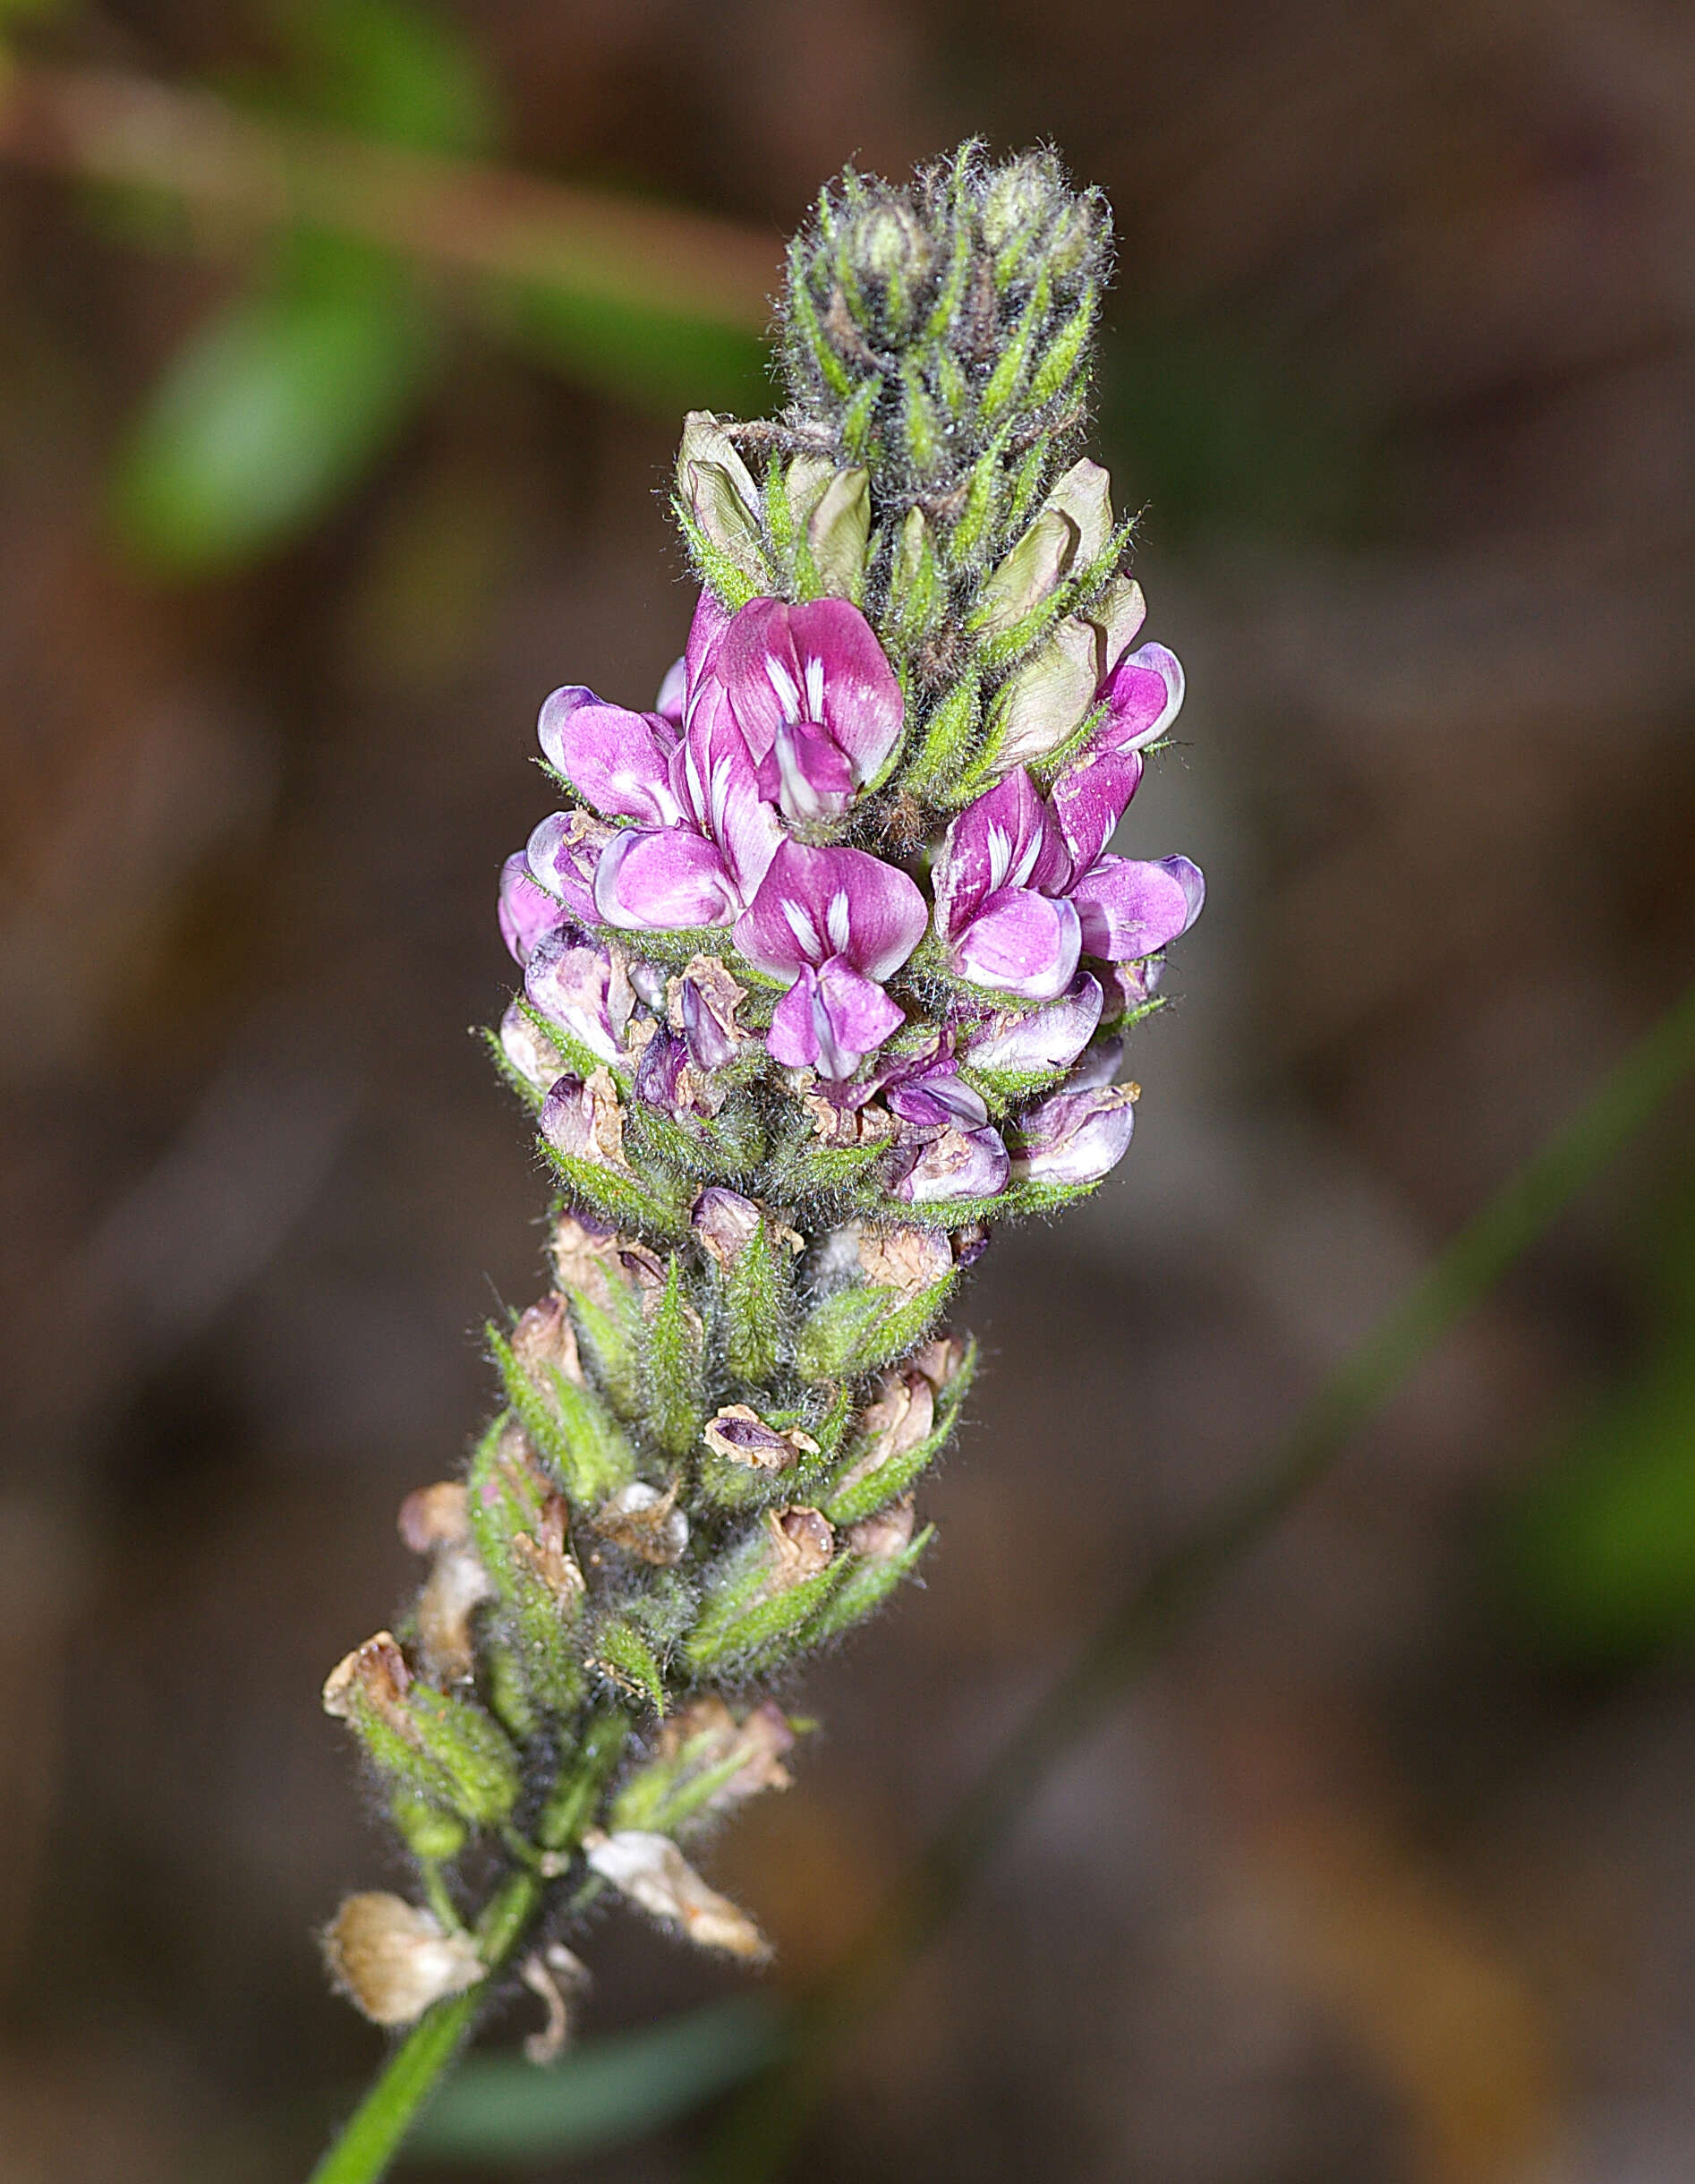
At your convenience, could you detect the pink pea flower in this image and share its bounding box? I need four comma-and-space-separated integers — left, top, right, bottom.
733, 840, 927, 1081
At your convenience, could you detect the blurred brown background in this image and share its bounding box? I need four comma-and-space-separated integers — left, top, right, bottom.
4, 2, 1695, 2179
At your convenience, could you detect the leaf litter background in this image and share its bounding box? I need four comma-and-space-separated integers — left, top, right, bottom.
4, 2, 1695, 2180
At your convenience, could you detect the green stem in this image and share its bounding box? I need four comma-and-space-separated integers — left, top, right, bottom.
309, 1713, 631, 2184
308, 1873, 539, 2184
698, 970, 1695, 2182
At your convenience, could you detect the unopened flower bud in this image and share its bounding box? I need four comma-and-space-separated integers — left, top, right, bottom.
583, 1829, 770, 1961
974, 459, 1113, 640
805, 466, 871, 597
677, 414, 769, 589
855, 198, 933, 286
322, 1893, 484, 2026
525, 806, 613, 924
703, 1404, 819, 1472
592, 1480, 689, 1565
1101, 954, 1164, 1023
845, 1494, 917, 1564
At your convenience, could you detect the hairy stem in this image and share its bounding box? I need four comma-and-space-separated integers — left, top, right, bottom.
310, 1714, 630, 2184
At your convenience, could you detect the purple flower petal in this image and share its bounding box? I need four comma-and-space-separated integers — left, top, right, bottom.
538, 687, 682, 826
891, 1123, 1009, 1204
654, 656, 687, 722
1010, 1084, 1137, 1186
593, 828, 739, 931
524, 929, 623, 1062
767, 959, 905, 1079
525, 809, 614, 925
720, 597, 903, 786
960, 974, 1103, 1075
885, 1062, 990, 1132
670, 702, 784, 903
1103, 955, 1165, 1018
933, 771, 1070, 944
735, 840, 928, 983
1067, 1036, 1124, 1092
949, 884, 1081, 1001
754, 717, 857, 823
1049, 748, 1144, 874
498, 851, 567, 965
1098, 640, 1184, 755
683, 587, 732, 695
1070, 854, 1204, 962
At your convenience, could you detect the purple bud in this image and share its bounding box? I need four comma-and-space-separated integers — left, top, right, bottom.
1067, 1036, 1124, 1092
960, 975, 1103, 1076
1009, 1083, 1137, 1186
890, 1123, 1009, 1204
1102, 955, 1164, 1019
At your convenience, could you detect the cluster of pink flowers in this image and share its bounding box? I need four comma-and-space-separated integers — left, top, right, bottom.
498, 590, 1202, 1199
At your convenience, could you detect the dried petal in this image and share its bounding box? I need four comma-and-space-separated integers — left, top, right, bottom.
593, 1481, 689, 1565
583, 1829, 770, 1960
703, 1403, 820, 1471
322, 1895, 484, 2026
398, 1482, 470, 1554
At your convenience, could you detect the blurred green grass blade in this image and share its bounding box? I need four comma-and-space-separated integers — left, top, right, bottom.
1501, 1323, 1695, 1662
405, 1997, 785, 2164
276, 0, 499, 155
110, 269, 433, 574
490, 279, 771, 418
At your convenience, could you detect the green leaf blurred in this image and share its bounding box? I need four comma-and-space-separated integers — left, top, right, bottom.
273, 0, 499, 155
492, 279, 772, 420
1500, 1197, 1695, 1662
405, 1997, 785, 2164
110, 251, 434, 575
